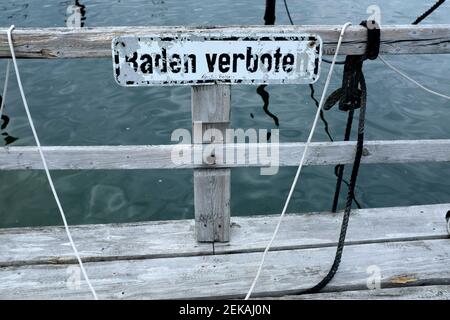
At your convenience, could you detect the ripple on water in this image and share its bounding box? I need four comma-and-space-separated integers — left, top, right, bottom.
88, 184, 127, 221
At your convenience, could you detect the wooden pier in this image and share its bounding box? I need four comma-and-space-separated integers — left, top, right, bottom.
0, 24, 449, 299
0, 203, 449, 299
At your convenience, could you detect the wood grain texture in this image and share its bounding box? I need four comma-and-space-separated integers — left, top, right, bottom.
265, 285, 450, 300
192, 85, 231, 123
1, 203, 448, 267
0, 219, 212, 267
0, 25, 449, 59
192, 85, 231, 242
215, 203, 450, 254
1, 139, 449, 170
0, 239, 448, 299
193, 169, 231, 242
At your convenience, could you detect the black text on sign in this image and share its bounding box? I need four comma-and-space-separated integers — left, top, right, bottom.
112, 33, 322, 86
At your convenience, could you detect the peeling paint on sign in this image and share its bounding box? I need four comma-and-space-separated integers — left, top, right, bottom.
112, 33, 322, 86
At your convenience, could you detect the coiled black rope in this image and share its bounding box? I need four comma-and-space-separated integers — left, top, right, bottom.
296, 57, 368, 295
328, 58, 364, 212
277, 0, 444, 296
329, 0, 446, 212
304, 0, 447, 294
279, 0, 373, 294
281, 0, 362, 208
293, 20, 377, 295
329, 18, 379, 213
310, 82, 362, 208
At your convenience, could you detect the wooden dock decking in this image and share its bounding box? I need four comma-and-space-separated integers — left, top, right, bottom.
1, 203, 449, 299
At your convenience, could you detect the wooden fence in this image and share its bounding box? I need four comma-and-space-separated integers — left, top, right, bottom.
0, 24, 449, 242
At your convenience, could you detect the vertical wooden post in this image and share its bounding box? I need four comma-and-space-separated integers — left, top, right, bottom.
191, 85, 231, 242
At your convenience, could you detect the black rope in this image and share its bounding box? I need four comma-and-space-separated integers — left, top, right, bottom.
310, 83, 362, 208
328, 20, 379, 213
328, 0, 443, 212
413, 0, 446, 25
75, 0, 86, 27
307, 75, 366, 293
298, 58, 367, 295
292, 20, 378, 295
259, 0, 444, 298
282, 0, 294, 25
281, 0, 363, 210
299, 0, 446, 294
319, 59, 364, 211
334, 163, 362, 209
278, 4, 378, 295
328, 56, 366, 211
264, 0, 276, 25
331, 109, 361, 211
328, 19, 379, 212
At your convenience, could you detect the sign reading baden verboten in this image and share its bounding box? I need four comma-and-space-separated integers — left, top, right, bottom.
112, 33, 322, 86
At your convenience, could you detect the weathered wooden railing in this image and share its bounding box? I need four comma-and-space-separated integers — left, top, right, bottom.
1, 25, 449, 243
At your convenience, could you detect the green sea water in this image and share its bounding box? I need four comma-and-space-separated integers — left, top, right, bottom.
0, 0, 449, 228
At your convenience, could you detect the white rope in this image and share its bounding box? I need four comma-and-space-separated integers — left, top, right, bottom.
6, 25, 98, 300
244, 22, 353, 300
0, 60, 10, 121
379, 55, 450, 100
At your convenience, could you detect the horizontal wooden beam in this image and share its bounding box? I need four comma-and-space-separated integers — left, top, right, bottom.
266, 285, 450, 300
0, 139, 449, 170
0, 203, 449, 298
0, 24, 449, 59
2, 203, 447, 267
0, 238, 448, 299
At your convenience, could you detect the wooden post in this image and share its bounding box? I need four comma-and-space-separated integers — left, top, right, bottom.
192, 85, 231, 242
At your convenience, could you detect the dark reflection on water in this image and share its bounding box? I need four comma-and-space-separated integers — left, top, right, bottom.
0, 0, 449, 228
256, 84, 279, 128
1, 89, 19, 145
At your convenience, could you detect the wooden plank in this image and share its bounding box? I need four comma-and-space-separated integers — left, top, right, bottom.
0, 203, 448, 267
193, 169, 231, 242
192, 85, 231, 242
192, 86, 230, 123
0, 239, 448, 299
1, 139, 450, 170
269, 285, 450, 300
215, 203, 450, 254
0, 220, 213, 267
0, 25, 449, 59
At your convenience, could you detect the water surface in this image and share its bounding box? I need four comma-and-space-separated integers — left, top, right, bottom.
0, 0, 449, 227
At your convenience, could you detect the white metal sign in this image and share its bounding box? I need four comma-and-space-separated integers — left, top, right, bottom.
112, 33, 322, 86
